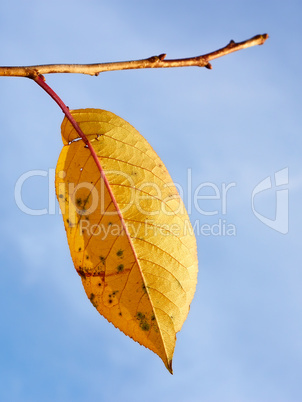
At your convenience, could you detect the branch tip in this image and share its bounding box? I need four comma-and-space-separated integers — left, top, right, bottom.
259, 33, 269, 44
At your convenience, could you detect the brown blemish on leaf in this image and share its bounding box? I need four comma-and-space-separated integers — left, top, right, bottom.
78, 267, 86, 278
116, 249, 124, 257
117, 264, 124, 273
136, 312, 150, 331
66, 219, 74, 228
136, 312, 144, 320
89, 293, 98, 308
141, 322, 150, 331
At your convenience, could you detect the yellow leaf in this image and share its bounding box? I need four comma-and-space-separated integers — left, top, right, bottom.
55, 109, 198, 373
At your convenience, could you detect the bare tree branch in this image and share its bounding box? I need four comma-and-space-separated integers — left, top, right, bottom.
0, 34, 268, 78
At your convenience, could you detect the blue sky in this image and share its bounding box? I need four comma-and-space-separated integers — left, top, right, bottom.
1, 1, 301, 401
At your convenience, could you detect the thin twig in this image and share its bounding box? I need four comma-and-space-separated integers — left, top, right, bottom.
0, 34, 268, 78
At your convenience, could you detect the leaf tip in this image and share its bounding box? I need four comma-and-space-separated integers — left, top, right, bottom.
167, 359, 173, 375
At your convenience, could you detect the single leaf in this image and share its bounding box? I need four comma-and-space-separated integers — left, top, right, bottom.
55, 108, 198, 373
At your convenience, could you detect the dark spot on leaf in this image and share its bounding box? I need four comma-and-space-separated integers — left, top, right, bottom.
78, 247, 82, 252
59, 194, 64, 199
119, 312, 122, 316
117, 264, 124, 273
66, 219, 74, 228
78, 267, 86, 278
142, 283, 147, 293
136, 312, 150, 331
86, 255, 89, 260
89, 293, 97, 308
98, 283, 102, 287
141, 322, 150, 331
108, 222, 112, 226
116, 249, 123, 257
108, 299, 113, 304
76, 198, 82, 206
99, 256, 106, 265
